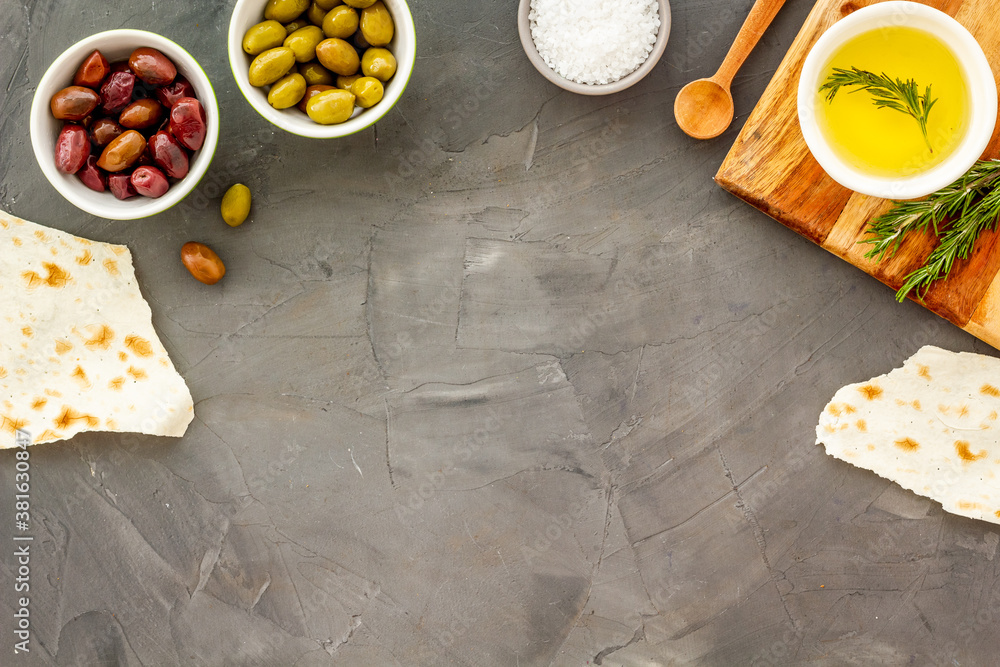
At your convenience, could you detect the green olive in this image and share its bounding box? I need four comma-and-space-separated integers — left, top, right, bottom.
307, 2, 327, 26
359, 1, 393, 47
283, 19, 309, 33
298, 84, 335, 112
315, 0, 341, 9
284, 26, 325, 62
360, 47, 395, 81
242, 20, 288, 55
299, 61, 335, 86
221, 184, 252, 227
335, 74, 361, 90
306, 88, 356, 124
316, 38, 359, 76
351, 76, 383, 108
343, 0, 376, 7
322, 5, 359, 39
267, 72, 307, 109
248, 46, 296, 87
264, 0, 309, 23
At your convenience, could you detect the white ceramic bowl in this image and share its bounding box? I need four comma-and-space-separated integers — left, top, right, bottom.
29, 29, 220, 220
517, 0, 671, 95
229, 0, 416, 138
797, 1, 997, 200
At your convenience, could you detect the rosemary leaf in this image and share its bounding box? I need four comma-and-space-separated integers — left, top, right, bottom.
895, 182, 1000, 301
861, 160, 1000, 267
819, 67, 937, 152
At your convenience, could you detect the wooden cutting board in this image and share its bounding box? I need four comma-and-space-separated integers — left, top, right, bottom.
715, 0, 1000, 349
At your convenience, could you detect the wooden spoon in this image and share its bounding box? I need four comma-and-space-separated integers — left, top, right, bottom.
674, 0, 788, 139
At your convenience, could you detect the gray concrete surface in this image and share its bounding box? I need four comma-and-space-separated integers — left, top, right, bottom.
3, 0, 1000, 665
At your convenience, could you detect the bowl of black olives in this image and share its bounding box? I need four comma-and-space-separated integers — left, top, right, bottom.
228, 0, 416, 138
29, 29, 219, 220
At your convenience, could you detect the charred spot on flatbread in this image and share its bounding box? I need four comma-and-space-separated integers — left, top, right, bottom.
858, 384, 883, 400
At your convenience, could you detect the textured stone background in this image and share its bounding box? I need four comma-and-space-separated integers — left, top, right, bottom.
3, 0, 1000, 665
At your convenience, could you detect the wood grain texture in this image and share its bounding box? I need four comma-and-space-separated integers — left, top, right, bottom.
716, 0, 1000, 344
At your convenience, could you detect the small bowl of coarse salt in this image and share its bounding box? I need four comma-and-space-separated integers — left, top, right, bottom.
518, 0, 671, 95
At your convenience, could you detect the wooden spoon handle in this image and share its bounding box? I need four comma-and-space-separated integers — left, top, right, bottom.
713, 0, 789, 87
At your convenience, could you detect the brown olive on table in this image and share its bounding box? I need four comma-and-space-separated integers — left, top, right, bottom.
50, 86, 100, 120
181, 242, 226, 285
72, 50, 110, 88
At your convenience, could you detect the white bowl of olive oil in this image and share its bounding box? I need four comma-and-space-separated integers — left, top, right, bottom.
798, 2, 996, 200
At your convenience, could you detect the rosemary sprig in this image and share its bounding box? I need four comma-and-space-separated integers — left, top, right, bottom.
860, 160, 1000, 302
820, 67, 937, 152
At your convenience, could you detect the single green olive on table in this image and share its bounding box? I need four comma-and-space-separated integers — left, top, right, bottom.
242, 0, 396, 124
221, 183, 252, 227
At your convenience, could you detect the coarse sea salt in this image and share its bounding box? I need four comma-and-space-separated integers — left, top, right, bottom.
529, 0, 660, 86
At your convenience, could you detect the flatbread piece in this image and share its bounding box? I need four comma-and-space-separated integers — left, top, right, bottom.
817, 345, 1000, 525
0, 210, 193, 446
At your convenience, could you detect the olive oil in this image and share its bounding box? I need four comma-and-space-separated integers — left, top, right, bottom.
816, 26, 969, 177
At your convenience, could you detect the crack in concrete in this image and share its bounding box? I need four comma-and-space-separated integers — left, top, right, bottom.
399, 364, 540, 395
548, 484, 616, 666
364, 227, 388, 382
717, 446, 797, 629
383, 397, 395, 488
594, 619, 646, 665
250, 574, 272, 612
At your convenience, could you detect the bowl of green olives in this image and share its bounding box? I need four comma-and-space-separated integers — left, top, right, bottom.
29, 29, 219, 220
228, 0, 416, 138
